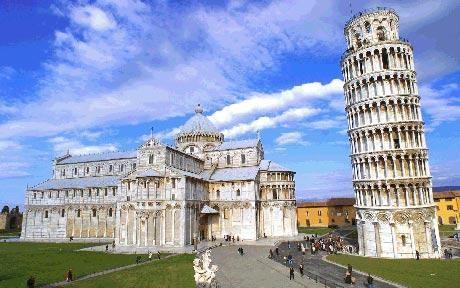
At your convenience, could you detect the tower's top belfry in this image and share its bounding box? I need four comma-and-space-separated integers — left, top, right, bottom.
344, 7, 399, 51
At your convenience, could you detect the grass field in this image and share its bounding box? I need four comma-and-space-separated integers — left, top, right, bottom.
328, 254, 460, 288
0, 242, 145, 287
438, 225, 457, 238
69, 254, 195, 288
298, 227, 334, 236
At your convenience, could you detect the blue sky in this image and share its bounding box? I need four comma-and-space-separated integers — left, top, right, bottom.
1, 0, 459, 207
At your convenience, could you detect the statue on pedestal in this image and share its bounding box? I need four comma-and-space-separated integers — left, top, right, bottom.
193, 249, 218, 288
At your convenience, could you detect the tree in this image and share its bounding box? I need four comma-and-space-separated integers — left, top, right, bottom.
1, 205, 9, 214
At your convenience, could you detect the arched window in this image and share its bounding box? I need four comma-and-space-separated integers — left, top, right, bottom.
149, 154, 154, 164
44, 210, 49, 218
226, 155, 231, 165
189, 146, 195, 153
86, 167, 90, 174
96, 166, 101, 173
74, 167, 77, 175
216, 190, 220, 198
382, 50, 389, 69
109, 165, 113, 172
104, 188, 108, 196
109, 208, 113, 217
236, 189, 241, 197
272, 189, 277, 200
61, 209, 65, 217
120, 164, 124, 172
401, 235, 406, 246
112, 187, 116, 196
88, 189, 92, 197
77, 209, 81, 217
92, 209, 97, 217
241, 154, 246, 164
132, 163, 136, 170
96, 189, 99, 196
33, 193, 36, 199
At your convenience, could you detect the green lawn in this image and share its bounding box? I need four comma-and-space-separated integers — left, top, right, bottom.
328, 254, 460, 288
69, 254, 195, 288
298, 227, 334, 236
438, 225, 457, 238
0, 242, 145, 287
0, 229, 21, 237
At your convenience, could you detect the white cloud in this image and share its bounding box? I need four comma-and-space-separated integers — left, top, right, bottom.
0, 141, 21, 152
209, 79, 343, 128
49, 136, 117, 156
275, 131, 309, 146
222, 107, 321, 139
70, 5, 116, 31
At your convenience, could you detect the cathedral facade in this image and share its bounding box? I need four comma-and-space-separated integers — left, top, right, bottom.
341, 8, 441, 258
20, 105, 298, 248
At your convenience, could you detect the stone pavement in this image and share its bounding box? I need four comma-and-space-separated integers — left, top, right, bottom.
211, 245, 324, 288
274, 241, 400, 288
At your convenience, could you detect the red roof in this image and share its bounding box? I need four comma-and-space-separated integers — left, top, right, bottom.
297, 197, 355, 208
433, 191, 460, 199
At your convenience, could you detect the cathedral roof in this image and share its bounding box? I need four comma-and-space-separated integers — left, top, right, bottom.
215, 139, 259, 151
202, 166, 260, 182
259, 160, 293, 172
178, 104, 220, 135
30, 176, 120, 190
57, 151, 137, 164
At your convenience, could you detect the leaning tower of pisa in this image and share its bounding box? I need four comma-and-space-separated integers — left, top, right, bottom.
341, 8, 441, 258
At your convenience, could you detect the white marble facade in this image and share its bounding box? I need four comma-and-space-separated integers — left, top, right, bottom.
341, 8, 441, 258
21, 105, 298, 247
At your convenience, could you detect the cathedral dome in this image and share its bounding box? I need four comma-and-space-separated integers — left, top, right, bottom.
179, 104, 219, 134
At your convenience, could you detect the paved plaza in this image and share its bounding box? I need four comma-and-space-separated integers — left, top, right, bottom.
274, 241, 398, 288
211, 245, 324, 288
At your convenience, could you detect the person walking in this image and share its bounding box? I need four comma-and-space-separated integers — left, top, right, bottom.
365, 274, 374, 288
105, 244, 109, 252
289, 267, 295, 280
157, 251, 161, 260
287, 241, 291, 249
269, 249, 273, 259
275, 247, 279, 257
415, 250, 420, 260
299, 264, 304, 277
148, 251, 153, 261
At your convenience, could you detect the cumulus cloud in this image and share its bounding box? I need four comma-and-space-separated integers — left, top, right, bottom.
222, 107, 321, 138
70, 5, 116, 31
209, 79, 343, 128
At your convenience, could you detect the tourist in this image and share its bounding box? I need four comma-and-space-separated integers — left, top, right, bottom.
287, 241, 291, 249
136, 256, 141, 264
449, 248, 453, 259
344, 271, 355, 285
299, 264, 304, 277
269, 249, 273, 259
112, 240, 116, 250
27, 276, 35, 288
232, 236, 235, 243
415, 250, 420, 260
157, 251, 161, 260
287, 254, 293, 265
289, 267, 295, 280
148, 251, 153, 261
347, 264, 353, 274
275, 247, 279, 257
241, 247, 244, 256
237, 235, 240, 242
66, 269, 73, 282
105, 244, 109, 252
365, 274, 374, 288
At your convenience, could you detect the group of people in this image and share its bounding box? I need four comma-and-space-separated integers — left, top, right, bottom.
223, 234, 240, 243
444, 248, 454, 259
237, 247, 244, 256
308, 234, 346, 255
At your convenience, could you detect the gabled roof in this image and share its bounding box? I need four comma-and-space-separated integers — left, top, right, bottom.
201, 205, 219, 214
202, 166, 259, 181
215, 139, 259, 151
259, 160, 293, 172
31, 176, 120, 191
57, 151, 137, 164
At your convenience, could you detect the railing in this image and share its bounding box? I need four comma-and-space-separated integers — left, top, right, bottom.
345, 7, 397, 27
302, 269, 345, 288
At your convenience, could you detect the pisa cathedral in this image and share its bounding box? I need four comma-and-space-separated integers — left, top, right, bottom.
341, 8, 441, 258
20, 105, 298, 248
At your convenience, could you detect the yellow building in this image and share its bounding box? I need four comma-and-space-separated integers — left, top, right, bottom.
297, 198, 355, 228
433, 190, 460, 226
